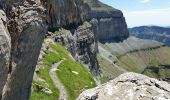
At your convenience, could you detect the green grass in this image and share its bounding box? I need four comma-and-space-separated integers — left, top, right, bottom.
98, 43, 170, 81
97, 54, 123, 83
31, 43, 69, 100
31, 42, 96, 100
31, 51, 60, 100
57, 59, 96, 100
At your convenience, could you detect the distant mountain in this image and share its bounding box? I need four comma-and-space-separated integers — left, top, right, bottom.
129, 26, 170, 46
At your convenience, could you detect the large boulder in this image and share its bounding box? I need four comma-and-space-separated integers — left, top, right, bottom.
77, 72, 170, 100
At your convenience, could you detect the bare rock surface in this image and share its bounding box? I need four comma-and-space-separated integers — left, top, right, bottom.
0, 9, 11, 97
83, 0, 129, 42
77, 72, 170, 100
1, 0, 47, 100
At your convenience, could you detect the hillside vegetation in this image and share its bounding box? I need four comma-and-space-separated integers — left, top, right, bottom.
31, 39, 96, 100
98, 37, 170, 83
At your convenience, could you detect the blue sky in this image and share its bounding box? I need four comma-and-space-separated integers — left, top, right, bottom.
100, 0, 170, 27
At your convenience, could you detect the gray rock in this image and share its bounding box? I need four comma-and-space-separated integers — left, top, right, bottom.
46, 0, 90, 30
41, 88, 53, 95
0, 9, 11, 97
54, 22, 100, 75
77, 72, 170, 100
83, 0, 129, 42
1, 1, 47, 100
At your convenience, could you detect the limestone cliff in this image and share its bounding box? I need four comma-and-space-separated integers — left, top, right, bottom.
83, 0, 129, 42
51, 21, 99, 75
0, 0, 47, 100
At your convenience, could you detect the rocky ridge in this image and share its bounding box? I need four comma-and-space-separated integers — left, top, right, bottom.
129, 26, 170, 47
77, 72, 170, 100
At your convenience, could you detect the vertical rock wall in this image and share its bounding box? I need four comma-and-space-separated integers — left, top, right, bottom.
0, 0, 48, 100
0, 10, 10, 98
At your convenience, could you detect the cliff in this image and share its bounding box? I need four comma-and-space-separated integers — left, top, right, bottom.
129, 26, 170, 47
83, 0, 129, 42
77, 72, 170, 100
0, 0, 143, 100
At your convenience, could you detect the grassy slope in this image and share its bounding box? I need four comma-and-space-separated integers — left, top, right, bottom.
97, 54, 123, 84
98, 43, 170, 82
31, 51, 61, 100
51, 44, 96, 100
31, 42, 96, 100
118, 47, 170, 73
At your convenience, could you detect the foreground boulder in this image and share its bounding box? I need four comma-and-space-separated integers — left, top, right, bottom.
77, 72, 170, 100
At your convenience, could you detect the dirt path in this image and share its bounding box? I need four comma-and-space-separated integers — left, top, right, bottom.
49, 60, 68, 100
98, 45, 127, 72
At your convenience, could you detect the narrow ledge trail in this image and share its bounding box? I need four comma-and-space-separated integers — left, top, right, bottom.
49, 60, 68, 100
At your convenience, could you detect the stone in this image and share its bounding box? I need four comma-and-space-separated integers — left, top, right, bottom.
77, 72, 170, 100
0, 9, 11, 97
83, 0, 129, 42
1, 1, 47, 100
41, 88, 53, 95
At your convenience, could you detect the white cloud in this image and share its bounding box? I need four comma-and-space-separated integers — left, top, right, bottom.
140, 0, 151, 3
123, 8, 170, 27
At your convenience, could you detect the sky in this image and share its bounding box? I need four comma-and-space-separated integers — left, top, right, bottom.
100, 0, 170, 28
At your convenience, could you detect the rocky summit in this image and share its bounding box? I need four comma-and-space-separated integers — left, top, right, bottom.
77, 72, 170, 100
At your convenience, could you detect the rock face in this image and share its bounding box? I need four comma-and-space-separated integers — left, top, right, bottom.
52, 21, 99, 75
129, 26, 170, 47
48, 0, 129, 41
0, 0, 47, 100
83, 0, 129, 42
77, 72, 170, 100
46, 0, 90, 30
0, 9, 11, 97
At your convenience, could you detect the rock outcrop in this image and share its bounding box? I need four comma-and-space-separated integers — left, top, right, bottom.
129, 26, 170, 47
0, 9, 10, 98
47, 0, 129, 42
83, 0, 129, 42
77, 72, 170, 100
51, 21, 99, 75
0, 0, 47, 100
